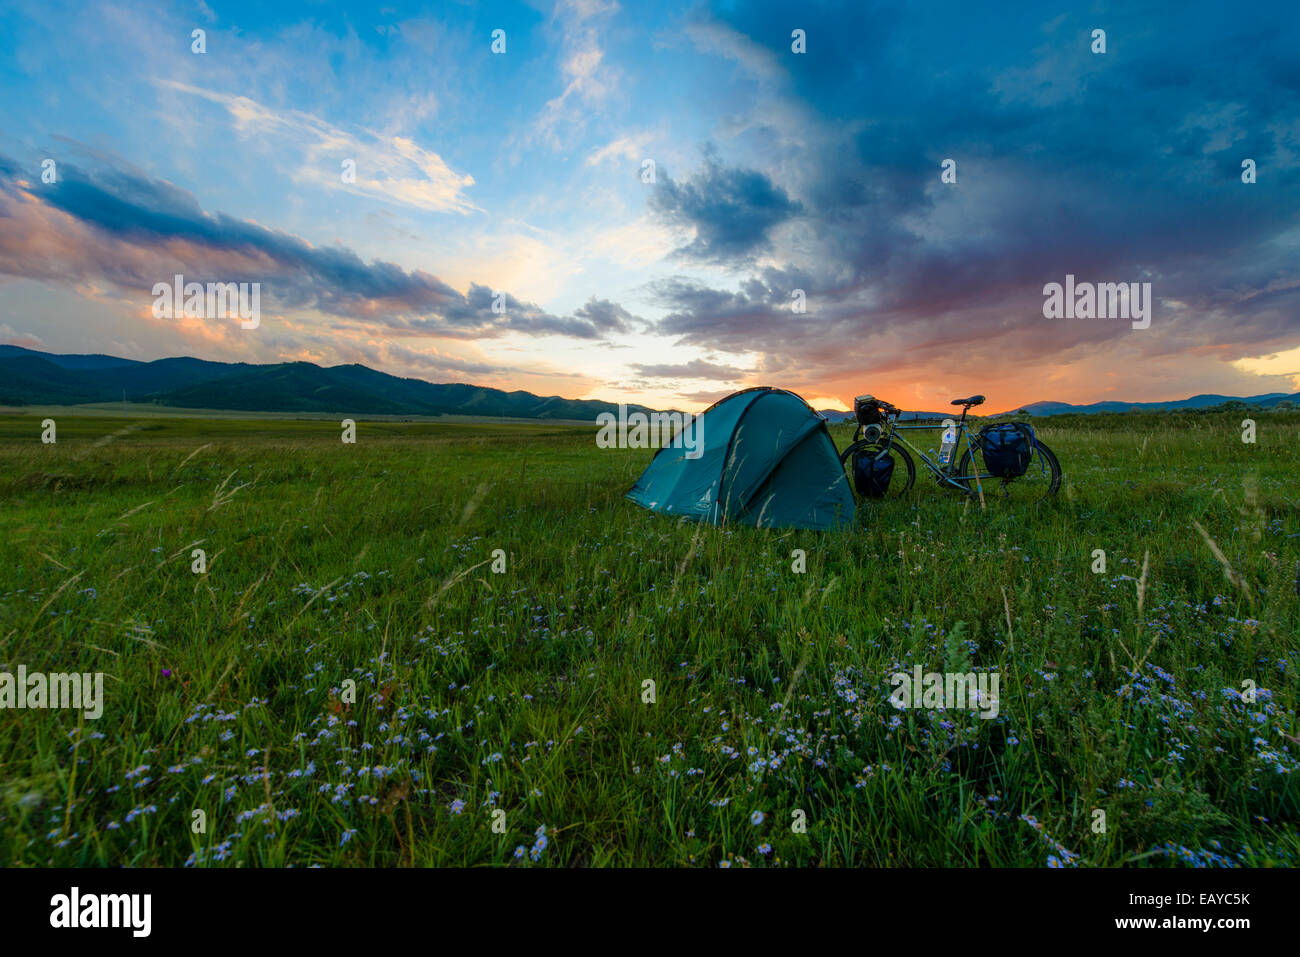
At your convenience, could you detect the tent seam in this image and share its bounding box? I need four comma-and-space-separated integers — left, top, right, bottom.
714, 387, 772, 521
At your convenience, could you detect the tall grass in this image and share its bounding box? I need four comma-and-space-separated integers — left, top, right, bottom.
0, 410, 1296, 866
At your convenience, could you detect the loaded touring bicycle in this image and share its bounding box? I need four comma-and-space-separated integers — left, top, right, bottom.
838, 394, 1062, 505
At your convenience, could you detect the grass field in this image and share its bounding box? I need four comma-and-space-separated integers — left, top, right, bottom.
0, 409, 1297, 867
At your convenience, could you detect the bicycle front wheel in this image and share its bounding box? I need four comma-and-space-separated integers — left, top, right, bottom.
955, 437, 1061, 505
839, 439, 916, 502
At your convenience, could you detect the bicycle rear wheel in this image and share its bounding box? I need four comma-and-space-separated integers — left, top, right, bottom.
839, 439, 916, 501
955, 437, 1061, 504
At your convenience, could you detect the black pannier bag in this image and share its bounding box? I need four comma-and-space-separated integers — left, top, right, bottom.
853, 447, 894, 497
977, 422, 1035, 479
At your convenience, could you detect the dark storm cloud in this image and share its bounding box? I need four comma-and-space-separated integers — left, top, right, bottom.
653, 2, 1300, 386
648, 275, 789, 344
0, 158, 635, 340
648, 153, 803, 264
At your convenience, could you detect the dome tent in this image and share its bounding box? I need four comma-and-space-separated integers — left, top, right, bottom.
625, 387, 854, 531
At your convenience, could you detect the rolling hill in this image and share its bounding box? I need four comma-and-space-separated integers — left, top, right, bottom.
0, 346, 654, 421
1016, 393, 1299, 415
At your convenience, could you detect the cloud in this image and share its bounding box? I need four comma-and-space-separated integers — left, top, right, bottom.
0, 324, 45, 350
682, 20, 785, 85
1232, 343, 1300, 390
586, 133, 650, 167
572, 297, 646, 333
532, 0, 622, 149
633, 4, 1300, 404
158, 81, 480, 215
648, 153, 803, 264
646, 272, 809, 354
0, 157, 635, 341
629, 358, 749, 381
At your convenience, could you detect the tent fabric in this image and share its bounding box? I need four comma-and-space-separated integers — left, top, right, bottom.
625, 387, 855, 530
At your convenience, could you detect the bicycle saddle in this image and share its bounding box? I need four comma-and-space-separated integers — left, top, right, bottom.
950, 395, 986, 407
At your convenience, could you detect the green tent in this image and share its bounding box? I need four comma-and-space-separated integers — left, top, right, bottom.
625, 387, 855, 530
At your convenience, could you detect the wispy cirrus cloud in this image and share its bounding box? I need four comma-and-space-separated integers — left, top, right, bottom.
531, 0, 622, 148
157, 81, 481, 215
585, 132, 652, 168
681, 19, 786, 86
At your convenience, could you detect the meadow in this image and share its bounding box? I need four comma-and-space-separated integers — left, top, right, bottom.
0, 408, 1296, 867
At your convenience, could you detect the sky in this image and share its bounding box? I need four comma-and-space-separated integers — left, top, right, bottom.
1, 0, 1298, 413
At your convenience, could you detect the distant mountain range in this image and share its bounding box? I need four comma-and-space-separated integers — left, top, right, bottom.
819, 390, 1299, 421
2, 345, 1295, 421
0, 345, 655, 421
1013, 394, 1299, 415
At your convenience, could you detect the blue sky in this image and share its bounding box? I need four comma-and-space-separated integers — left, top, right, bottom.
1, 0, 1298, 411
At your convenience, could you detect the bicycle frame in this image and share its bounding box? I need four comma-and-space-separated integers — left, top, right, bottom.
859, 409, 986, 496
